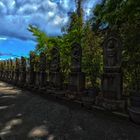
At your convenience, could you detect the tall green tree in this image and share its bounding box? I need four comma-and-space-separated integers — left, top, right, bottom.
28, 0, 103, 87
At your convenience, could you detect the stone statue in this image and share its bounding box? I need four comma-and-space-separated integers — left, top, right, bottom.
104, 35, 121, 68
15, 58, 20, 70
101, 33, 123, 107
30, 53, 35, 72
21, 57, 26, 71
29, 53, 36, 86
71, 43, 82, 72
50, 47, 60, 72
10, 59, 13, 70
39, 52, 46, 72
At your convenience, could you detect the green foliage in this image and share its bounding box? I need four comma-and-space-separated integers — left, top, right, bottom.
27, 1, 104, 88
93, 0, 140, 90
82, 23, 103, 88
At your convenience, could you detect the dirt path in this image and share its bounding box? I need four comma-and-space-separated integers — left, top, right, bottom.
0, 81, 140, 140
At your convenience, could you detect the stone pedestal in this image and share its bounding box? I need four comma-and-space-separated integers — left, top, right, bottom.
19, 71, 26, 87
49, 72, 62, 89
25, 70, 30, 87
34, 72, 40, 90
39, 72, 47, 88
68, 43, 85, 94
102, 73, 122, 100
29, 71, 35, 88
68, 72, 85, 92
11, 70, 15, 83
14, 70, 19, 85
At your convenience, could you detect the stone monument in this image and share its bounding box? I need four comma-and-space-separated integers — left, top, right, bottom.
20, 56, 26, 86
34, 56, 40, 89
15, 58, 20, 85
25, 59, 30, 87
12, 59, 15, 84
7, 59, 11, 82
0, 61, 4, 80
9, 59, 13, 82
49, 47, 62, 89
68, 42, 85, 93
3, 60, 6, 80
39, 52, 47, 89
29, 52, 36, 88
101, 33, 124, 110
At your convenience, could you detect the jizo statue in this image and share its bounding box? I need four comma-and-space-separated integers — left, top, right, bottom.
71, 43, 82, 72
50, 47, 60, 72
21, 57, 26, 71
40, 52, 46, 72
103, 34, 122, 68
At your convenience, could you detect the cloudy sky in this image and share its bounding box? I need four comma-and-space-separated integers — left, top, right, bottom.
0, 0, 101, 59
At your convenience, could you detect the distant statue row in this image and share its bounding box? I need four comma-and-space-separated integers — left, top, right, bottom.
0, 43, 84, 92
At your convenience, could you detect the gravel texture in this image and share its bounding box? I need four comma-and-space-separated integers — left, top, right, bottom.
0, 81, 140, 140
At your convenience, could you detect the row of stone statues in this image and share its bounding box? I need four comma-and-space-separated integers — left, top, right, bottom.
0, 33, 124, 110
0, 43, 85, 92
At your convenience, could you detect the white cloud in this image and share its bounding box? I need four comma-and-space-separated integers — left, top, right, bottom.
0, 0, 100, 40
0, 37, 7, 40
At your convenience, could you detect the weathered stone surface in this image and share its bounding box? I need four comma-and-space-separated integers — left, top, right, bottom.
20, 57, 26, 86
69, 43, 85, 92
69, 72, 85, 92
50, 47, 60, 72
15, 58, 20, 85
39, 52, 47, 88
101, 33, 123, 110
103, 33, 122, 72
70, 43, 82, 72
102, 73, 123, 100
102, 33, 122, 97
29, 53, 35, 87
49, 47, 62, 89
49, 72, 62, 89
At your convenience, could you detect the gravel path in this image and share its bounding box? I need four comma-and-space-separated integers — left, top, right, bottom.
0, 81, 140, 140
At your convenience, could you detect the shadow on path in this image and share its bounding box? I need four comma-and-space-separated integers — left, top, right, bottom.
0, 81, 140, 140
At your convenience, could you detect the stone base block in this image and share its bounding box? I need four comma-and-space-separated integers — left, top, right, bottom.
68, 72, 85, 92
39, 72, 47, 88
49, 72, 62, 89
102, 73, 122, 100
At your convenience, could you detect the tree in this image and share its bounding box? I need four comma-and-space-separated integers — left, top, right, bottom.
92, 0, 140, 89
28, 0, 103, 88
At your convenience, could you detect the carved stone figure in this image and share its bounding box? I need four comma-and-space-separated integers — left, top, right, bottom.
103, 35, 122, 69
15, 58, 20, 84
49, 47, 62, 89
29, 53, 36, 86
30, 53, 35, 72
50, 47, 60, 72
100, 33, 124, 110
40, 52, 46, 72
38, 52, 47, 88
21, 57, 26, 72
20, 56, 26, 85
68, 42, 85, 92
70, 43, 82, 72
9, 59, 13, 82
